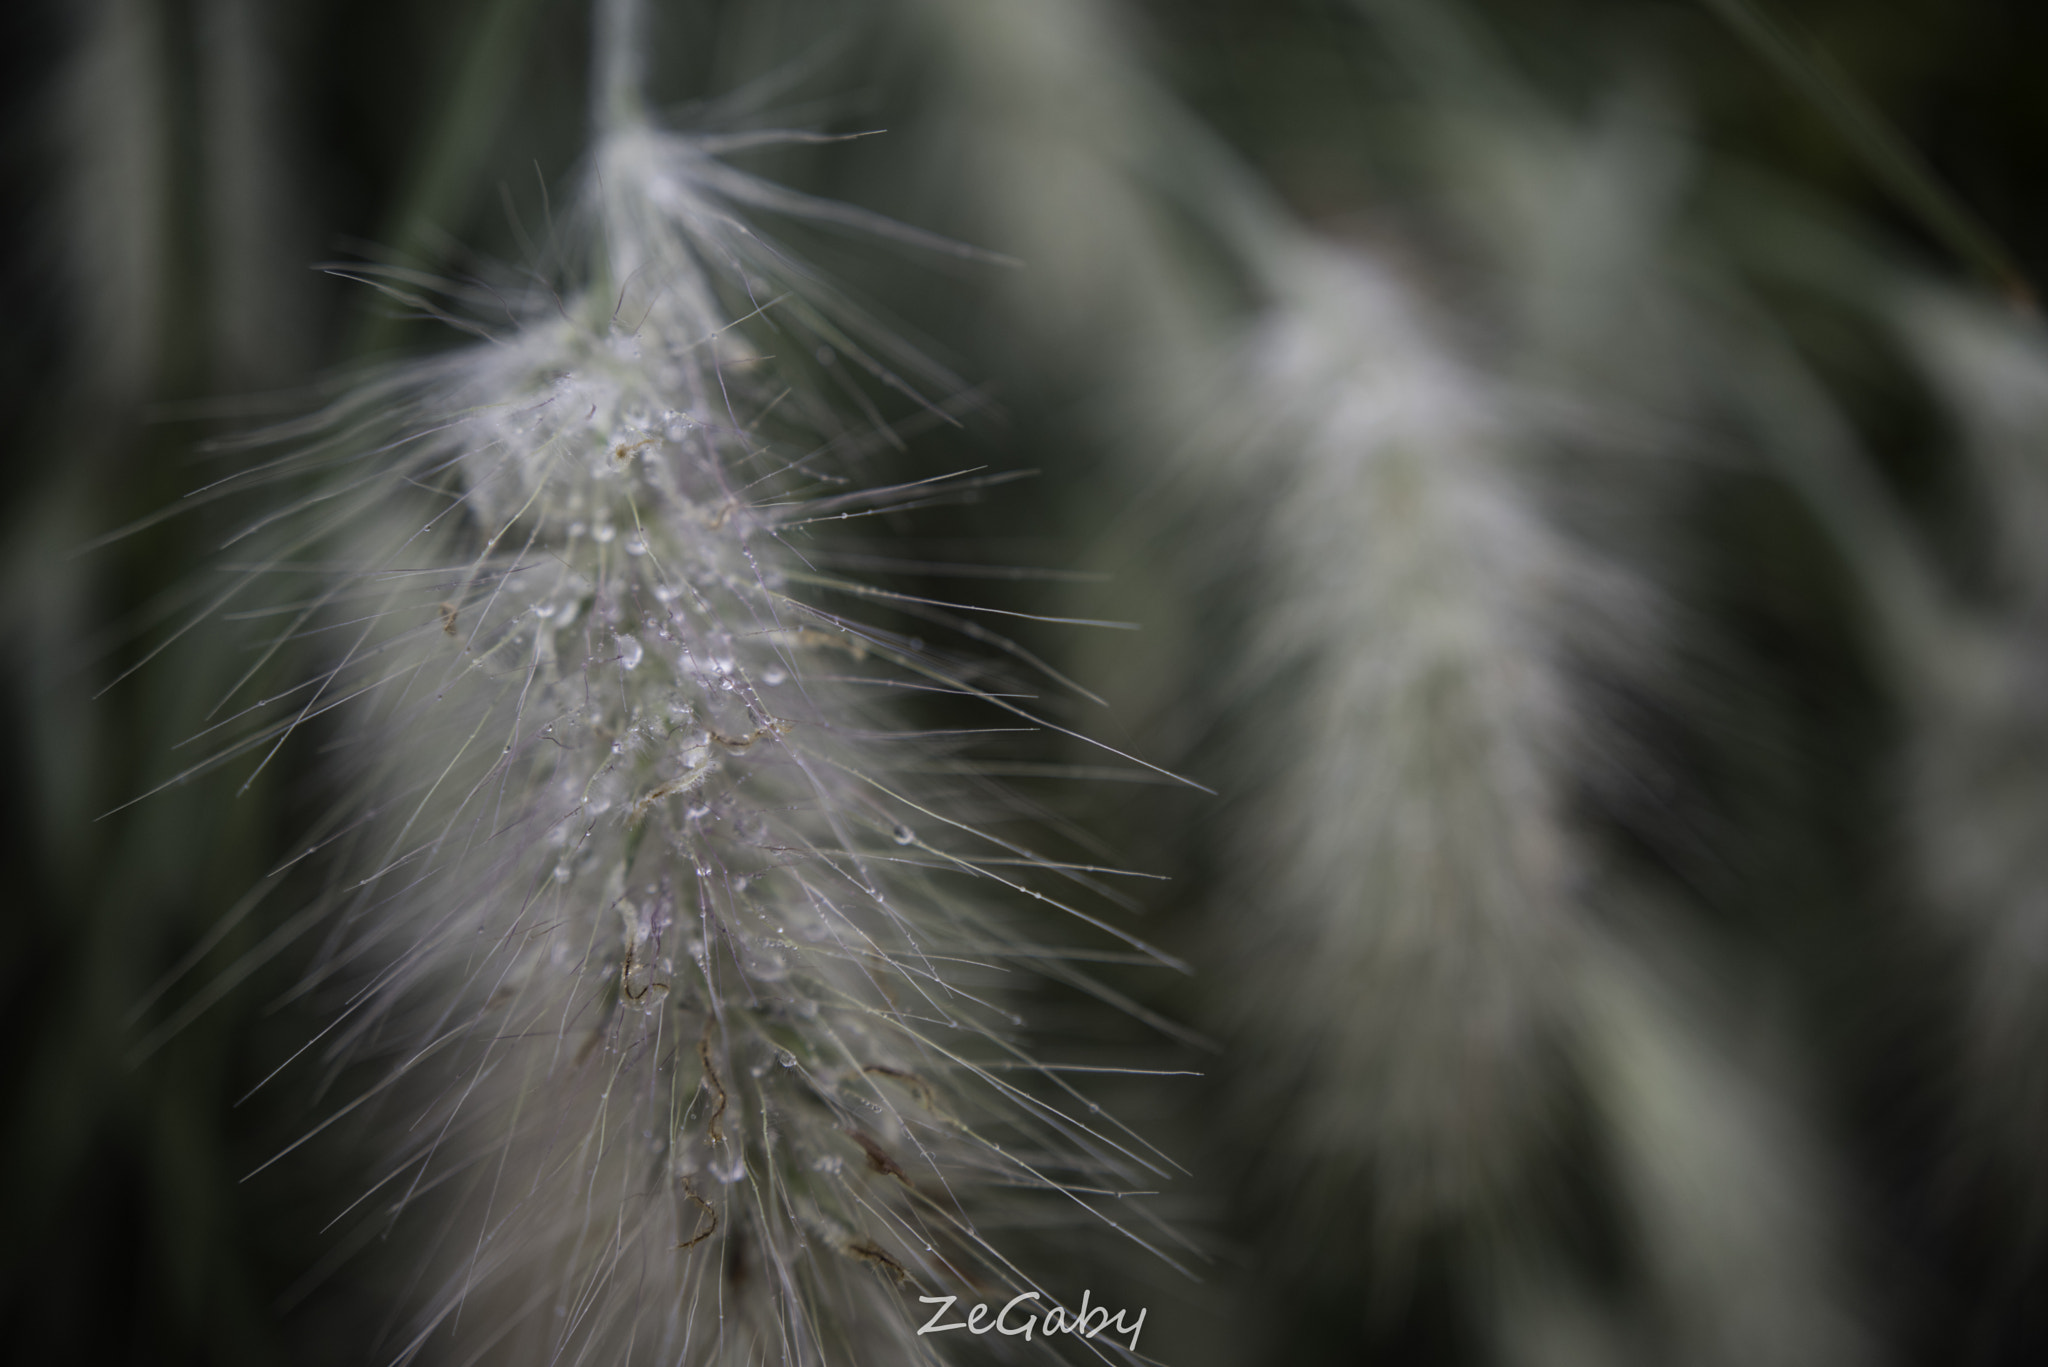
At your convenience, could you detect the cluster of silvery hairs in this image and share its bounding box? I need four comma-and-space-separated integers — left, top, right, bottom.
164, 3, 1206, 1362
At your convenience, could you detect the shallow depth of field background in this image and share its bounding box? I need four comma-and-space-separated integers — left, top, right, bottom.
6, 0, 2048, 1363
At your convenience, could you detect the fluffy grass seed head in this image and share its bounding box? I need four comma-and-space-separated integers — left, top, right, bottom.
1182, 237, 1873, 1366
228, 113, 1182, 1366
1186, 243, 1594, 1254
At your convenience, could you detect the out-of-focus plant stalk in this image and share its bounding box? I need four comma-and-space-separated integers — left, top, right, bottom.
904, 1, 1878, 1361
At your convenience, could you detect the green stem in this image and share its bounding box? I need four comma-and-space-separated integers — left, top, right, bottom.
591, 0, 649, 136
1701, 0, 2033, 309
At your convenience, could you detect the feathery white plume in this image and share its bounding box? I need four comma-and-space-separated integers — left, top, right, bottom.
905, 1, 1877, 1359
212, 23, 1184, 1363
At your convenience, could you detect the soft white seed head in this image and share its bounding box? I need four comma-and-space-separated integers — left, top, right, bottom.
250, 120, 1168, 1366
1189, 246, 1587, 1248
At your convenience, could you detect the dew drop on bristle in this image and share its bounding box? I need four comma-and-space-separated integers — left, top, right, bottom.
618, 635, 644, 670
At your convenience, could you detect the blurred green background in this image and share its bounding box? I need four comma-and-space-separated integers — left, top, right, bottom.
5, 1, 2048, 1363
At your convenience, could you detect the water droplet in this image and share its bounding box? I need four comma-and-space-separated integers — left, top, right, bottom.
761, 666, 786, 685
777, 1049, 797, 1068
711, 1149, 746, 1184
653, 584, 677, 604
553, 863, 572, 884
625, 534, 647, 557
594, 522, 616, 544
618, 636, 644, 670
812, 1154, 843, 1174
891, 824, 915, 846
533, 601, 556, 620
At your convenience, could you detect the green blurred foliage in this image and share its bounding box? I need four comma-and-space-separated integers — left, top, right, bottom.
4, 1, 2046, 1363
